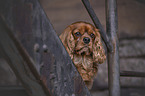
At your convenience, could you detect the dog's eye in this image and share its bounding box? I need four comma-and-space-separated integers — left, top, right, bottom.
75, 32, 81, 37
90, 33, 95, 38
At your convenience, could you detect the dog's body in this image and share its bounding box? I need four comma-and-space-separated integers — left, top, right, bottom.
59, 21, 106, 89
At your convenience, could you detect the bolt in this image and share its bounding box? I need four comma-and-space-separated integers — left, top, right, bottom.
34, 43, 40, 52
43, 44, 48, 53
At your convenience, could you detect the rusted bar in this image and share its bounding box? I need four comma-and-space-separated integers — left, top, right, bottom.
81, 0, 113, 52
120, 71, 145, 77
105, 0, 120, 96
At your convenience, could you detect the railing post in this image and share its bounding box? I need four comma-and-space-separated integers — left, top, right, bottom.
82, 0, 113, 52
105, 0, 120, 96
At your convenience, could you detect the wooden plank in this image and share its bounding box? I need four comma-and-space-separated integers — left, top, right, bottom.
119, 39, 145, 58
120, 71, 145, 77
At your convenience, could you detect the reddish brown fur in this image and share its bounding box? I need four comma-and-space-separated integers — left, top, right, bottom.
59, 21, 106, 89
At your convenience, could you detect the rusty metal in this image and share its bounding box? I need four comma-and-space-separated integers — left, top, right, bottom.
120, 71, 145, 77
105, 0, 120, 96
81, 0, 113, 52
0, 16, 51, 96
0, 0, 92, 95
12, 2, 34, 58
40, 12, 91, 96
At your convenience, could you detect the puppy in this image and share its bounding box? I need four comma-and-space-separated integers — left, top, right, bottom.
59, 21, 106, 89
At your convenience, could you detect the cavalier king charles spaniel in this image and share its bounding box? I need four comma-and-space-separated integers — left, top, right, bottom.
59, 21, 106, 89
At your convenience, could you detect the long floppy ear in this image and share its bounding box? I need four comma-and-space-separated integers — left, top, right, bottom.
93, 29, 106, 64
59, 25, 75, 59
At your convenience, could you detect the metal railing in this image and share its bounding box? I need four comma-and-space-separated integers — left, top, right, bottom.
82, 0, 120, 96
82, 0, 145, 96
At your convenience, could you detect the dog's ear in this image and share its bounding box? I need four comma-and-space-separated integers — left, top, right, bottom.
59, 25, 75, 59
93, 29, 106, 64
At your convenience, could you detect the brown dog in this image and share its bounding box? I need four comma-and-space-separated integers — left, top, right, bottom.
59, 21, 106, 89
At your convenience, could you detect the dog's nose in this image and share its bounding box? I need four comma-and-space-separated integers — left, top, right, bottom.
83, 37, 90, 44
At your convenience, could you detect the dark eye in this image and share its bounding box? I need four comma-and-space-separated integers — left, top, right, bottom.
75, 32, 81, 37
90, 33, 95, 38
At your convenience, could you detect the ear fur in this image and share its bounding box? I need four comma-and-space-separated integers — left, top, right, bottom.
59, 25, 75, 59
93, 29, 106, 64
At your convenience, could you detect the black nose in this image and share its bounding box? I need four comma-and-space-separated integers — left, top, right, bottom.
83, 37, 90, 44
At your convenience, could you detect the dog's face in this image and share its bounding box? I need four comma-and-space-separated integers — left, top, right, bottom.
59, 21, 106, 64
59, 21, 106, 89
71, 22, 99, 56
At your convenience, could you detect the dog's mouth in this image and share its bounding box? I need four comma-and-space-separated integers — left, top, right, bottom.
74, 46, 92, 55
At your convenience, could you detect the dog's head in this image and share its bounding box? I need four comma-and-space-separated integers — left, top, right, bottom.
71, 22, 98, 56
60, 21, 106, 64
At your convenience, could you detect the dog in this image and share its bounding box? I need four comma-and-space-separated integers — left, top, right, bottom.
59, 21, 106, 89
